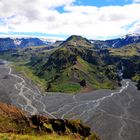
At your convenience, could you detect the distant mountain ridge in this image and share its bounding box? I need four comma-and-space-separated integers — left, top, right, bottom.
1, 33, 140, 51
90, 33, 140, 48
0, 37, 49, 51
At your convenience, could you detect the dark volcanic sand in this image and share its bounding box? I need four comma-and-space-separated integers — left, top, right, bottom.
0, 60, 140, 140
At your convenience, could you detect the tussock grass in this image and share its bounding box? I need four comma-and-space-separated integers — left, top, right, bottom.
0, 133, 77, 140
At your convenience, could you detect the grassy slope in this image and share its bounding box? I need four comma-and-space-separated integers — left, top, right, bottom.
76, 57, 115, 89
0, 102, 100, 140
0, 133, 78, 140
11, 61, 47, 92
36, 55, 116, 93
0, 133, 100, 140
109, 43, 140, 57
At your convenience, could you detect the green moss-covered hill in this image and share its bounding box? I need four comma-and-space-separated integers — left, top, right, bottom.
28, 35, 119, 93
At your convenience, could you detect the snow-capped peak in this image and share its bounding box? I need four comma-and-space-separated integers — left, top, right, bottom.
120, 33, 140, 39
13, 39, 22, 46
126, 33, 140, 37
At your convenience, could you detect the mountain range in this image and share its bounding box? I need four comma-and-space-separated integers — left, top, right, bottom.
0, 37, 50, 51
90, 33, 140, 48
1, 33, 140, 51
0, 34, 140, 93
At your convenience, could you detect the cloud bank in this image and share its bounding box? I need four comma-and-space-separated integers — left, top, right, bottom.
0, 0, 140, 39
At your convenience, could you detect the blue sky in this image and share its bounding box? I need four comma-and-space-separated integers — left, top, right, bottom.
56, 0, 133, 14
0, 0, 140, 40
75, 0, 132, 7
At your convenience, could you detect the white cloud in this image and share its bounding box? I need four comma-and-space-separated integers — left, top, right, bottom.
0, 0, 140, 39
133, 0, 140, 3
128, 21, 140, 33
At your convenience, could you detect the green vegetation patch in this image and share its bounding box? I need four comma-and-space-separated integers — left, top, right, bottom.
50, 83, 81, 93
109, 43, 140, 57
0, 133, 77, 140
11, 62, 46, 92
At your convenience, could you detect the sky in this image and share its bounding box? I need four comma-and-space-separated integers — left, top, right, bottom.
0, 0, 140, 40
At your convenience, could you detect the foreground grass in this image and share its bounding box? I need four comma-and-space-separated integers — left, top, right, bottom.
0, 133, 100, 140
0, 133, 78, 140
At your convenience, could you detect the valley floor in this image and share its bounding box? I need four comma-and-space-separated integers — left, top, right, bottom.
0, 60, 140, 140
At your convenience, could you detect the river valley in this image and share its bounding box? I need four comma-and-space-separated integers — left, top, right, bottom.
0, 60, 140, 140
